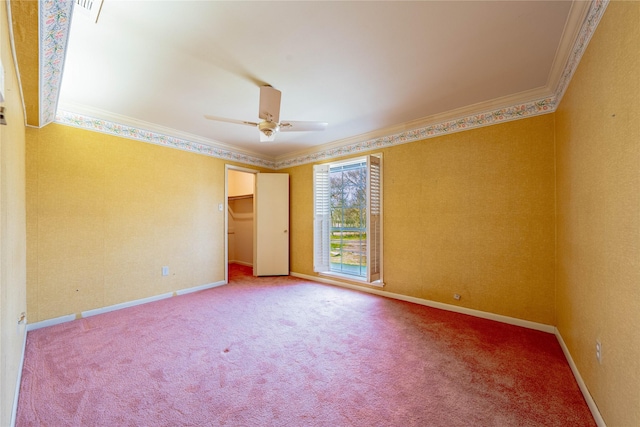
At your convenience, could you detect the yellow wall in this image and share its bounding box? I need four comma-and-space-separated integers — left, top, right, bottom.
9, 0, 38, 126
26, 124, 229, 322
228, 169, 255, 197
228, 197, 254, 266
0, 1, 28, 424
285, 114, 556, 325
555, 2, 640, 425
11, 1, 640, 424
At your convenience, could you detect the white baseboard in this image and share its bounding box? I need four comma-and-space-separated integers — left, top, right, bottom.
10, 324, 27, 427
81, 292, 174, 318
27, 281, 227, 329
176, 280, 226, 296
26, 313, 77, 331
18, 272, 603, 426
290, 272, 555, 333
291, 271, 605, 424
229, 260, 253, 267
555, 328, 606, 426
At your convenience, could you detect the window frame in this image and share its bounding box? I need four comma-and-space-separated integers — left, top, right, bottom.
313, 154, 383, 286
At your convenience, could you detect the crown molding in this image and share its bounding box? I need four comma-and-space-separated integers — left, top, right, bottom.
276, 0, 609, 169
553, 0, 608, 105
274, 85, 554, 168
57, 101, 275, 162
41, 1, 608, 171
281, 84, 553, 161
275, 96, 556, 169
545, 0, 591, 96
56, 110, 276, 169
39, 0, 73, 126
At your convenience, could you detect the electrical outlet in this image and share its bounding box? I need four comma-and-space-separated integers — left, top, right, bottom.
595, 340, 602, 364
162, 266, 169, 276
453, 293, 461, 301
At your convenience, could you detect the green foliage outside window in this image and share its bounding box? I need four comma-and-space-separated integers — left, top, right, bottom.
329, 161, 367, 276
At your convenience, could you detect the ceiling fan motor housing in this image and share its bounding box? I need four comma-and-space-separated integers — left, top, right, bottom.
205, 86, 326, 141
259, 120, 279, 136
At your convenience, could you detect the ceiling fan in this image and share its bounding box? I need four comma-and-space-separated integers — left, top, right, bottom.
205, 86, 328, 142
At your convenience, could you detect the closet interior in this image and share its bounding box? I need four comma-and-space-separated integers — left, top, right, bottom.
227, 170, 255, 267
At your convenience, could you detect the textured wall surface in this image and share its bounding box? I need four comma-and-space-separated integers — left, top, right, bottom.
228, 197, 254, 266
13, 1, 639, 424
555, 2, 640, 425
286, 114, 556, 325
1, 1, 28, 425
26, 124, 227, 322
9, 0, 38, 126
228, 169, 255, 197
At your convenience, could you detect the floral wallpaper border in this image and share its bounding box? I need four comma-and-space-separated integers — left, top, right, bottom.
275, 97, 555, 169
554, 0, 608, 104
55, 111, 277, 169
276, 0, 609, 169
40, 0, 73, 125
48, 0, 608, 170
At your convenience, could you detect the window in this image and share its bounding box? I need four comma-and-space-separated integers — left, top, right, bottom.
313, 154, 382, 284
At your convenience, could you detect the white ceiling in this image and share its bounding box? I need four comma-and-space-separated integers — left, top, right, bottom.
58, 1, 588, 161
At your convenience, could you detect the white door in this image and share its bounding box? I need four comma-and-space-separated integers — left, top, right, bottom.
254, 173, 289, 276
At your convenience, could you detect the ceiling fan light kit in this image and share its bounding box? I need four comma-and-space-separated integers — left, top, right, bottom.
205, 85, 327, 142
258, 120, 279, 142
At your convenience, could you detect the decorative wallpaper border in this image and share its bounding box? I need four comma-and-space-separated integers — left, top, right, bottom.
275, 0, 609, 170
39, 0, 73, 125
48, 0, 607, 170
275, 97, 556, 169
554, 0, 608, 104
55, 111, 277, 169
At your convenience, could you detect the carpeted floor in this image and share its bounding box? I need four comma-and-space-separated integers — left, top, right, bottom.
17, 264, 595, 426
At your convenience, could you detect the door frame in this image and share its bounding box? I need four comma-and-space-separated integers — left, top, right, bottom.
225, 164, 259, 284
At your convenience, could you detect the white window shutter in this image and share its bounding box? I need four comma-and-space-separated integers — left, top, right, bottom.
313, 164, 331, 272
366, 155, 382, 282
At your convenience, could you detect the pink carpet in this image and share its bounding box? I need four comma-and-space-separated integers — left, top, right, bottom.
17, 264, 595, 426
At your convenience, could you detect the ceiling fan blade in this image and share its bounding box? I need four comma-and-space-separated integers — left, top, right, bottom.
259, 86, 281, 123
279, 121, 328, 132
204, 115, 258, 127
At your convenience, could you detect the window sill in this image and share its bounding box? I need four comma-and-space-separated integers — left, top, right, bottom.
318, 271, 385, 288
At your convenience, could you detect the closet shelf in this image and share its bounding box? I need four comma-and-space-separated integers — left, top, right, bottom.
228, 194, 253, 200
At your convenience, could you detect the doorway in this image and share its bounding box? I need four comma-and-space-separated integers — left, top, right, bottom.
225, 165, 258, 284
225, 165, 290, 282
